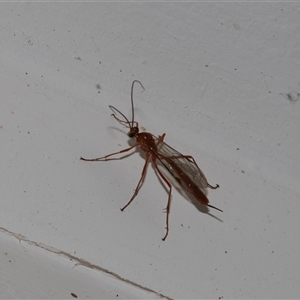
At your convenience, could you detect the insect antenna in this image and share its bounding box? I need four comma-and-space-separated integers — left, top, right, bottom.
109, 80, 145, 134
109, 105, 133, 128
130, 80, 145, 127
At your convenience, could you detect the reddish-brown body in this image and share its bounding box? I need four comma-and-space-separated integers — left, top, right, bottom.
81, 80, 221, 240
136, 131, 213, 206
163, 155, 210, 206
136, 132, 157, 153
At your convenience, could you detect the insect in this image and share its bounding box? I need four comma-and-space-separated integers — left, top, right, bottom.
81, 80, 222, 240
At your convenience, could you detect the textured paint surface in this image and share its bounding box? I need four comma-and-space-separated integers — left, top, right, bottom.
0, 3, 299, 298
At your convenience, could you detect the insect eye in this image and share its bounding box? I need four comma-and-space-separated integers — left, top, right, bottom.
127, 132, 136, 138
127, 127, 139, 138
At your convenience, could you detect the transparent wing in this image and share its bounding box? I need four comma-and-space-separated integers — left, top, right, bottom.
152, 135, 210, 191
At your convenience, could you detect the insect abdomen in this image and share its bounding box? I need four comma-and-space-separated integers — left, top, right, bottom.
164, 158, 209, 206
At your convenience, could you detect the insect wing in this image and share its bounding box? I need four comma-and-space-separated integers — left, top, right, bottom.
154, 137, 210, 193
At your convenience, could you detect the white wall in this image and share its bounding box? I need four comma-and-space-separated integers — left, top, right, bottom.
1, 2, 299, 298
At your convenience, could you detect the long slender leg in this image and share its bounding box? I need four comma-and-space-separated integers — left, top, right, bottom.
206, 183, 219, 189
161, 154, 219, 190
152, 157, 172, 241
80, 144, 137, 161
157, 134, 218, 189
121, 153, 150, 211
183, 155, 220, 189
157, 133, 166, 145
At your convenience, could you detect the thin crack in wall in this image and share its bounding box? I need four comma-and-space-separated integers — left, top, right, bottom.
0, 226, 172, 300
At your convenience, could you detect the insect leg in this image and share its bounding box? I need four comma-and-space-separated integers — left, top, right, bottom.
168, 154, 220, 189
120, 153, 150, 211
152, 157, 172, 241
156, 133, 166, 145
207, 183, 219, 189
80, 144, 137, 161
185, 155, 220, 189
156, 135, 219, 189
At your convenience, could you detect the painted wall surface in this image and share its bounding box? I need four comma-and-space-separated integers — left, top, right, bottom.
1, 2, 299, 299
